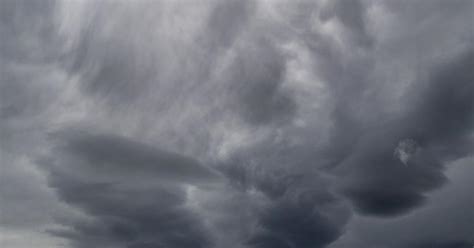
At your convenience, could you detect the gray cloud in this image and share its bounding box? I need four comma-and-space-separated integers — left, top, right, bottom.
218, 148, 351, 248
1, 0, 474, 248
40, 130, 218, 248
329, 157, 474, 248
45, 130, 220, 185
0, 0, 60, 63
334, 49, 474, 216
301, 0, 474, 217
225, 39, 297, 125
319, 0, 373, 47
48, 180, 212, 248
247, 176, 350, 248
1, 1, 73, 246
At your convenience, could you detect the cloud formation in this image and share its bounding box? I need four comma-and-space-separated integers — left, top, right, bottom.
1, 0, 473, 248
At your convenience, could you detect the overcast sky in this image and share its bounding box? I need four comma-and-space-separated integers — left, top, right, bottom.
1, 0, 473, 248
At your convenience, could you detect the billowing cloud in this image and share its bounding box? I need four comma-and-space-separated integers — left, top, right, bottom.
40, 131, 218, 248
246, 175, 350, 248
334, 49, 474, 216
1, 0, 473, 248
329, 157, 474, 248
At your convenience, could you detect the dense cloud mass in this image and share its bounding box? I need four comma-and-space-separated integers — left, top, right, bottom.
1, 0, 473, 248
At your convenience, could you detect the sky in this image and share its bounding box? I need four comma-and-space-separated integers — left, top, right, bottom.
0, 0, 473, 248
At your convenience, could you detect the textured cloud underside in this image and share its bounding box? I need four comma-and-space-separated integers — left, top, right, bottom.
1, 0, 473, 248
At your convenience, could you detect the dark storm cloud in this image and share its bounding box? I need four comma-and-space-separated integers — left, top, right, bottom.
41, 129, 219, 188
219, 154, 351, 248
308, 0, 474, 217
41, 130, 218, 248
48, 177, 212, 248
411, 50, 474, 148
334, 129, 448, 216
2, 0, 474, 247
247, 185, 349, 248
329, 158, 474, 248
334, 49, 474, 216
248, 205, 340, 248
47, 129, 220, 185
413, 241, 473, 248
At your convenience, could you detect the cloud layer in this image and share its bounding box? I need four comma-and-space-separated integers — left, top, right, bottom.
1, 0, 473, 248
